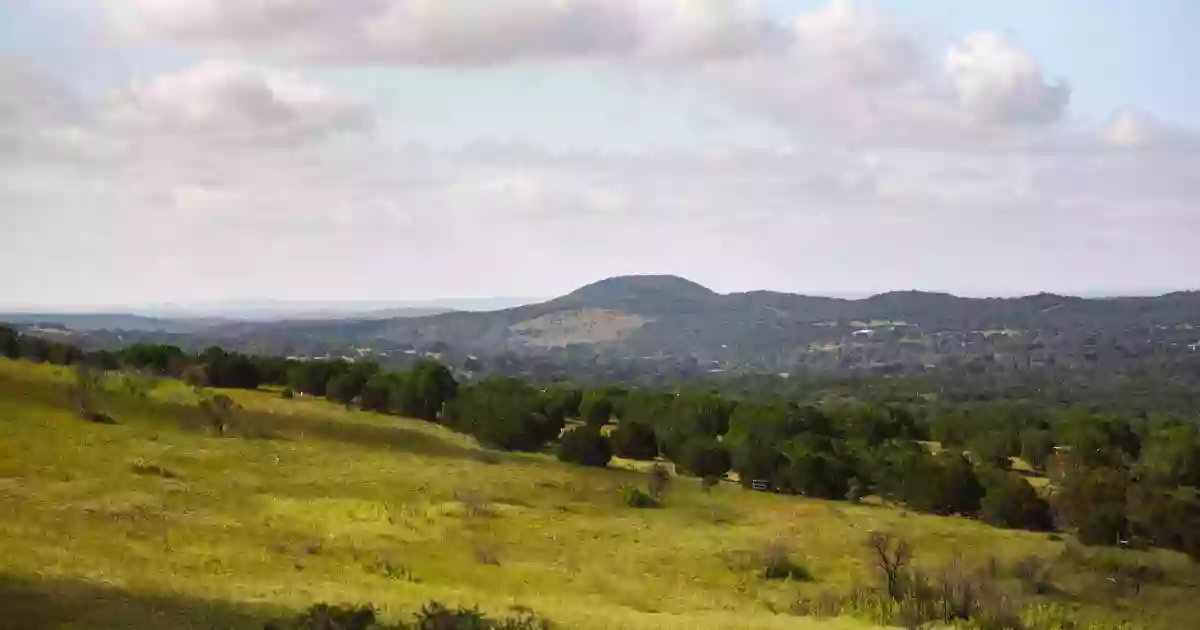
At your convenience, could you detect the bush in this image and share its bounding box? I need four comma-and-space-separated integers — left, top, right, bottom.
269, 601, 551, 630
676, 437, 731, 479
623, 487, 659, 509
761, 540, 813, 581
610, 421, 659, 460
979, 468, 1054, 532
557, 425, 612, 468
280, 603, 378, 630
648, 463, 671, 501
281, 388, 295, 400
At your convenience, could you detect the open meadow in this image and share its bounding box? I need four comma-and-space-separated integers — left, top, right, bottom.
1, 358, 1197, 630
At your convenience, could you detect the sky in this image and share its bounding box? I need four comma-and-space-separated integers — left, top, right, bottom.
1, 0, 1198, 308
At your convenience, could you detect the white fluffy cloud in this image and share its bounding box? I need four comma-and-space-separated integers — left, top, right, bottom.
104, 0, 781, 64
791, 0, 922, 86
945, 32, 1070, 124
1101, 109, 1197, 151
105, 60, 370, 144
97, 0, 1075, 147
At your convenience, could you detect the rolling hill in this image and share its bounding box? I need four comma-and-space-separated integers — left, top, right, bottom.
192, 275, 1200, 374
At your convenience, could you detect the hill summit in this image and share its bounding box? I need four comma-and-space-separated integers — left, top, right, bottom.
556, 275, 718, 310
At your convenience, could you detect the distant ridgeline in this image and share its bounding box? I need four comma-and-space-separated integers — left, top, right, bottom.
9, 275, 1200, 412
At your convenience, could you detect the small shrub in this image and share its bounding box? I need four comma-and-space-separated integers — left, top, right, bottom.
130, 459, 181, 480
700, 475, 720, 493
413, 602, 550, 630
473, 542, 500, 566
182, 365, 209, 389
372, 560, 419, 582
455, 489, 491, 519
623, 487, 659, 509
845, 477, 865, 503
199, 393, 236, 436
269, 600, 551, 630
475, 450, 503, 465
85, 412, 118, 425
647, 463, 671, 501
1010, 556, 1052, 595
761, 540, 814, 581
281, 388, 295, 399
286, 603, 378, 630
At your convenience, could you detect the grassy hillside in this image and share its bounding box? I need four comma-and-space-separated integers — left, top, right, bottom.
0, 359, 1196, 629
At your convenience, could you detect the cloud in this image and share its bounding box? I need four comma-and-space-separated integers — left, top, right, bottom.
944, 32, 1070, 125
791, 0, 922, 86
104, 60, 371, 144
104, 0, 783, 64
96, 0, 1075, 148
1101, 109, 1197, 151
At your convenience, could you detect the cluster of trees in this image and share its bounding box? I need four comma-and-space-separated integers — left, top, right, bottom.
5, 325, 1198, 559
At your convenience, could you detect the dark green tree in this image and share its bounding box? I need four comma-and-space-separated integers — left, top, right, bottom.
557, 424, 613, 467
391, 360, 457, 421
979, 467, 1054, 531
676, 437, 731, 478
445, 378, 561, 451
610, 421, 659, 460
0, 325, 19, 359
579, 390, 614, 427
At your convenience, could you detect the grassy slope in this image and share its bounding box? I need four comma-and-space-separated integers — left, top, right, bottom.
0, 360, 1195, 630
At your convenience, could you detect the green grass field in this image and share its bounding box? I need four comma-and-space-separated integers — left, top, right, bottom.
1, 359, 1196, 629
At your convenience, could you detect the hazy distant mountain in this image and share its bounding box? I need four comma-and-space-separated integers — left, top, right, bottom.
205, 274, 1200, 373
128, 297, 542, 320
0, 296, 541, 332
0, 313, 202, 334
12, 276, 1199, 377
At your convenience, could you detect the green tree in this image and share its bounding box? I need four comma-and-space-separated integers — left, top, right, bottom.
732, 439, 787, 490
579, 390, 614, 427
391, 360, 457, 421
326, 373, 363, 406
1020, 428, 1055, 472
445, 378, 561, 451
775, 433, 858, 500
557, 424, 612, 468
676, 437, 731, 478
895, 450, 984, 516
0, 325, 19, 359
1053, 462, 1130, 546
359, 373, 398, 413
979, 468, 1054, 531
540, 385, 582, 426
1138, 424, 1200, 487
610, 421, 659, 460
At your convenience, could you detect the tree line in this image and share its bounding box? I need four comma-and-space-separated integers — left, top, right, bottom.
3, 325, 1197, 561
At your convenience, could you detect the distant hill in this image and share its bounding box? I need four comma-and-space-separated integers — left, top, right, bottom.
182, 275, 1200, 373
15, 275, 1200, 376
0, 313, 203, 334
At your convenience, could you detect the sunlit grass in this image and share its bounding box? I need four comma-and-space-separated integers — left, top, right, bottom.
0, 358, 1194, 629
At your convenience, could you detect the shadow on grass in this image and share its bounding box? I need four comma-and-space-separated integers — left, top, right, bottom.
0, 372, 483, 462
0, 573, 279, 630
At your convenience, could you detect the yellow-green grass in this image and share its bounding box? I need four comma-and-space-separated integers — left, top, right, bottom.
0, 359, 1195, 630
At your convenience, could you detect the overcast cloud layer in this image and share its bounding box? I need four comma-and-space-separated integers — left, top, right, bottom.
2, 0, 1198, 307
